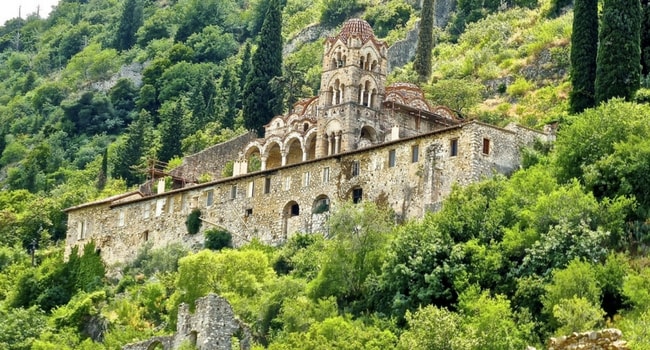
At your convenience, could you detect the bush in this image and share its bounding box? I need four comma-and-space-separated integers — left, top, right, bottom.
185, 209, 202, 235
204, 229, 232, 251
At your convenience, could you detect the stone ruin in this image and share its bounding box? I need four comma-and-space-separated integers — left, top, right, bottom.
122, 294, 251, 350
546, 328, 629, 350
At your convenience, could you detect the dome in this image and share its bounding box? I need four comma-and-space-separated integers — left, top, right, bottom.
337, 18, 375, 43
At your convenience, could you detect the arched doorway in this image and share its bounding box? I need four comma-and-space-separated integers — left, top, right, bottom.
282, 201, 301, 237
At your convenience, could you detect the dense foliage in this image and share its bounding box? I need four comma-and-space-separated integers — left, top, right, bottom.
568, 0, 597, 113
1, 0, 650, 348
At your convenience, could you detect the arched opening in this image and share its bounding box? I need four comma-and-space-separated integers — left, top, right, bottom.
245, 145, 262, 172
147, 341, 164, 350
303, 123, 309, 132
283, 200, 301, 237
330, 79, 343, 105
266, 142, 282, 169
371, 59, 378, 71
285, 138, 303, 165
305, 133, 317, 160
370, 88, 377, 108
312, 195, 330, 214
359, 126, 377, 148
365, 53, 371, 70
359, 56, 365, 68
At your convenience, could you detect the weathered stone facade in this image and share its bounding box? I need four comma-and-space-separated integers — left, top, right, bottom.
64, 19, 550, 266
547, 329, 629, 350
122, 294, 251, 350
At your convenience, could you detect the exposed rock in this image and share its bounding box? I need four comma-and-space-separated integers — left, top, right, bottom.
434, 0, 457, 28
90, 61, 145, 93
388, 21, 420, 72
548, 328, 629, 350
283, 23, 336, 56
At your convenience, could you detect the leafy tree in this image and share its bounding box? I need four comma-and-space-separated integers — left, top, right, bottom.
114, 0, 143, 51
413, 0, 434, 81
136, 8, 171, 47
425, 78, 483, 112
0, 307, 47, 350
320, 0, 366, 27
243, 0, 284, 135
175, 0, 238, 42
108, 78, 138, 125
308, 201, 393, 312
552, 296, 605, 335
595, 0, 642, 103
204, 228, 232, 250
364, 0, 413, 38
397, 305, 465, 350
186, 25, 238, 63
569, 0, 598, 113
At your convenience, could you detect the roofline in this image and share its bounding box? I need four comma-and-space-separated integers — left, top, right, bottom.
64, 191, 142, 212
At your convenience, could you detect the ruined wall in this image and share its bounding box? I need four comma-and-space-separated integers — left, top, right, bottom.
170, 131, 258, 182
123, 294, 250, 350
66, 122, 546, 266
547, 329, 629, 350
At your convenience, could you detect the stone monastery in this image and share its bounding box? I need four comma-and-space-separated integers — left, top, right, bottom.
65, 19, 551, 266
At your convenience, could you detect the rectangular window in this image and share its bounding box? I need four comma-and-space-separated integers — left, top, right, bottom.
411, 144, 419, 163
143, 204, 151, 219
303, 172, 311, 187
352, 188, 363, 204
168, 197, 175, 214
264, 178, 271, 194
155, 199, 164, 217
322, 167, 330, 183
206, 190, 214, 206
450, 139, 459, 157
482, 138, 490, 155
118, 211, 125, 227
230, 185, 237, 199
388, 149, 396, 167
245, 208, 253, 217
351, 160, 360, 177
284, 176, 291, 191
248, 181, 255, 197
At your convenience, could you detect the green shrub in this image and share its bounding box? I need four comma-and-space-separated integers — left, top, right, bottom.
507, 76, 534, 97
204, 229, 233, 251
185, 209, 202, 235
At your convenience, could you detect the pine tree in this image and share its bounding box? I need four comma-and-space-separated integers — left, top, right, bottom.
595, 0, 642, 103
642, 0, 650, 76
242, 0, 283, 135
569, 0, 598, 113
413, 0, 434, 82
114, 0, 143, 51
158, 100, 185, 163
114, 110, 151, 186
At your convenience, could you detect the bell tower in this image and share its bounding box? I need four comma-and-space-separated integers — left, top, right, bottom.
315, 19, 388, 158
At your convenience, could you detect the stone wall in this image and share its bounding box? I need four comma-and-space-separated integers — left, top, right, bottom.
65, 121, 547, 266
170, 131, 258, 182
547, 329, 629, 350
123, 294, 250, 350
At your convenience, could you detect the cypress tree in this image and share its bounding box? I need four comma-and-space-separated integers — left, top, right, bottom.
219, 67, 239, 130
595, 0, 642, 103
242, 0, 283, 135
97, 148, 108, 190
569, 0, 598, 113
642, 0, 650, 76
115, 0, 143, 51
114, 110, 151, 186
413, 0, 434, 82
158, 100, 186, 163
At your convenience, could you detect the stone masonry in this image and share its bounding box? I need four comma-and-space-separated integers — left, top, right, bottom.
122, 294, 251, 350
64, 19, 551, 266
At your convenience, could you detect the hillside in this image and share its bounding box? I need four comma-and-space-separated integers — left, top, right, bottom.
1, 0, 650, 349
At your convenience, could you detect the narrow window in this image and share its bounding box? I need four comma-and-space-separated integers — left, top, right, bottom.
322, 167, 330, 183
303, 172, 311, 187
284, 176, 291, 191
482, 138, 490, 155
352, 188, 363, 204
142, 230, 149, 242
351, 160, 360, 177
388, 149, 396, 167
206, 190, 214, 206
247, 181, 255, 197
168, 197, 175, 214
230, 185, 237, 199
450, 139, 459, 157
118, 211, 125, 227
143, 204, 151, 219
77, 221, 83, 240
411, 145, 419, 163
264, 178, 271, 194
245, 208, 253, 217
